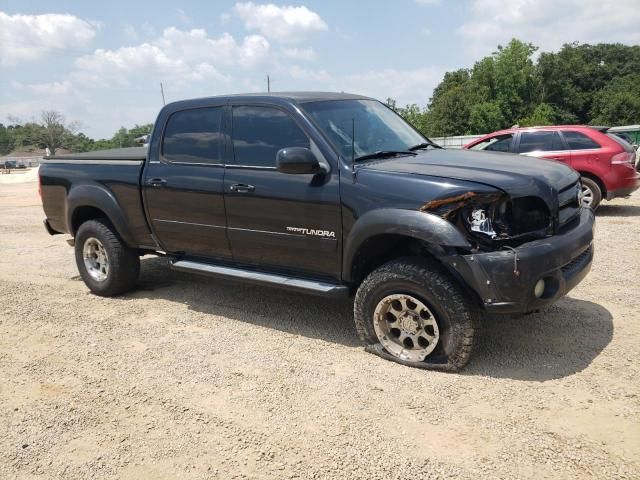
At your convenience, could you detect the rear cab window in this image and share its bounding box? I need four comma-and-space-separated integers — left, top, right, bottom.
231, 106, 309, 167
517, 131, 565, 153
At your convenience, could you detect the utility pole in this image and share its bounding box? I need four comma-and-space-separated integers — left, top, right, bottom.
160, 82, 166, 105
267, 75, 270, 93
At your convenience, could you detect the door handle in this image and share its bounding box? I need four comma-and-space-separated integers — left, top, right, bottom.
229, 183, 255, 193
147, 178, 167, 187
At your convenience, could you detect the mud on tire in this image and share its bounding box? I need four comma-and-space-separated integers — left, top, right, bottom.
353, 257, 479, 371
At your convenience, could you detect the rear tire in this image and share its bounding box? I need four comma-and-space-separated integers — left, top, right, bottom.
74, 219, 140, 297
580, 176, 602, 210
354, 257, 479, 371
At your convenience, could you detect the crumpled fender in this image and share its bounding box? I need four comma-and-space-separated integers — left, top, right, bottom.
66, 184, 137, 247
342, 208, 470, 282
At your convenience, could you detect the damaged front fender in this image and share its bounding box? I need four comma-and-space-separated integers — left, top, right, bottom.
342, 208, 472, 282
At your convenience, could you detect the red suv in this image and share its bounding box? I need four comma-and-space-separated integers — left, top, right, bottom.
464, 126, 639, 209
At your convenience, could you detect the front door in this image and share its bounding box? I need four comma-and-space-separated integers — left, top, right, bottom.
143, 105, 231, 259
223, 105, 341, 280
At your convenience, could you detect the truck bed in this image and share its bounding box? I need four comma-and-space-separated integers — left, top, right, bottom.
40, 146, 153, 248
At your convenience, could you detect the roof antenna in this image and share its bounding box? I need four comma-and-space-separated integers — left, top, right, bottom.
160, 82, 166, 106
351, 117, 357, 182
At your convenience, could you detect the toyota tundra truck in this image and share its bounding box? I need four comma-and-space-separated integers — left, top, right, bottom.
39, 92, 595, 371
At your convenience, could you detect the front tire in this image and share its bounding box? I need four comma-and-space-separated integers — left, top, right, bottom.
74, 219, 140, 296
580, 176, 602, 210
354, 257, 479, 371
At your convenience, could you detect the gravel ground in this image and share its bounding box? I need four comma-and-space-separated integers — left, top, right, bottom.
1, 181, 639, 479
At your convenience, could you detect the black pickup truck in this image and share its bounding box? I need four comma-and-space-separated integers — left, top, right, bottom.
40, 92, 594, 370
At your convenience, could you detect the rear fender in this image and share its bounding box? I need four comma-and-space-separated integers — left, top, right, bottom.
66, 184, 137, 247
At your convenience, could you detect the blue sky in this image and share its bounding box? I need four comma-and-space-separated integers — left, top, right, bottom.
1, 0, 639, 138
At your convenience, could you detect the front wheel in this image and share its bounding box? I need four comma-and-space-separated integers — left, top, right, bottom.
353, 257, 479, 371
580, 177, 602, 210
74, 219, 140, 296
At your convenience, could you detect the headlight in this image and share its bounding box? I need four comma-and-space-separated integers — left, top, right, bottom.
467, 207, 497, 238
461, 196, 509, 240
461, 196, 551, 242
420, 192, 551, 249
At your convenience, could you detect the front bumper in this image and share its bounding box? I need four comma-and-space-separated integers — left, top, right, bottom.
442, 208, 595, 314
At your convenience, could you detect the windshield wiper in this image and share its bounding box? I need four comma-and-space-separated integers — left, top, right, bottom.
354, 150, 417, 162
409, 140, 442, 151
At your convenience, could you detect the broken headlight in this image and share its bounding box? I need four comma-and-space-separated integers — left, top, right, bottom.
461, 196, 509, 240
421, 192, 552, 249
460, 195, 552, 247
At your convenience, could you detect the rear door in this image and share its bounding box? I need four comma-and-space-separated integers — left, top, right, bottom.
561, 130, 603, 168
223, 104, 341, 279
516, 130, 570, 165
142, 106, 231, 259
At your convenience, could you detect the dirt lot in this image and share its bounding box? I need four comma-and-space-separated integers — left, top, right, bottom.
1, 180, 639, 479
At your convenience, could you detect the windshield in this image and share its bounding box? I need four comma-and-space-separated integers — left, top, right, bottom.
302, 99, 427, 160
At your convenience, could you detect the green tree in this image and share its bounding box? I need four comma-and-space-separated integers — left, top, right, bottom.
491, 40, 537, 125
537, 42, 640, 124
591, 74, 640, 125
468, 102, 505, 133
519, 103, 557, 127
0, 124, 15, 155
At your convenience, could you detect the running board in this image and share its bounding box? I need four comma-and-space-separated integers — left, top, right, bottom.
170, 260, 349, 298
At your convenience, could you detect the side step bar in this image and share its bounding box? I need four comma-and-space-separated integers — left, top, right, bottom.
170, 260, 349, 298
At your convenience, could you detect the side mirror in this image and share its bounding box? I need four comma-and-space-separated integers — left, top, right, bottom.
276, 147, 325, 174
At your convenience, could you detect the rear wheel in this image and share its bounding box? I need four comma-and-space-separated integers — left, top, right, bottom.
580, 176, 602, 210
74, 219, 140, 296
354, 257, 479, 371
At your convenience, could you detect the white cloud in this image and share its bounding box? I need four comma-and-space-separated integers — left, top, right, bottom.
0, 12, 97, 65
12, 80, 73, 95
287, 65, 332, 82
459, 0, 640, 56
341, 67, 446, 104
235, 2, 327, 43
279, 66, 446, 106
73, 27, 269, 86
281, 47, 315, 61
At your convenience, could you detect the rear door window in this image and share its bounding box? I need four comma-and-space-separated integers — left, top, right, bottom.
162, 107, 223, 164
518, 131, 565, 153
562, 131, 601, 150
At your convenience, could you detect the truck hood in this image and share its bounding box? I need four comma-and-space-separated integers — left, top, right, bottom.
361, 149, 579, 198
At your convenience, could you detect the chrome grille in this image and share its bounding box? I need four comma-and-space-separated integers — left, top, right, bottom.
557, 181, 581, 229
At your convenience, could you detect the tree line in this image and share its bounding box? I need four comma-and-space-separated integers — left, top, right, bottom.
0, 112, 153, 156
387, 39, 640, 137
